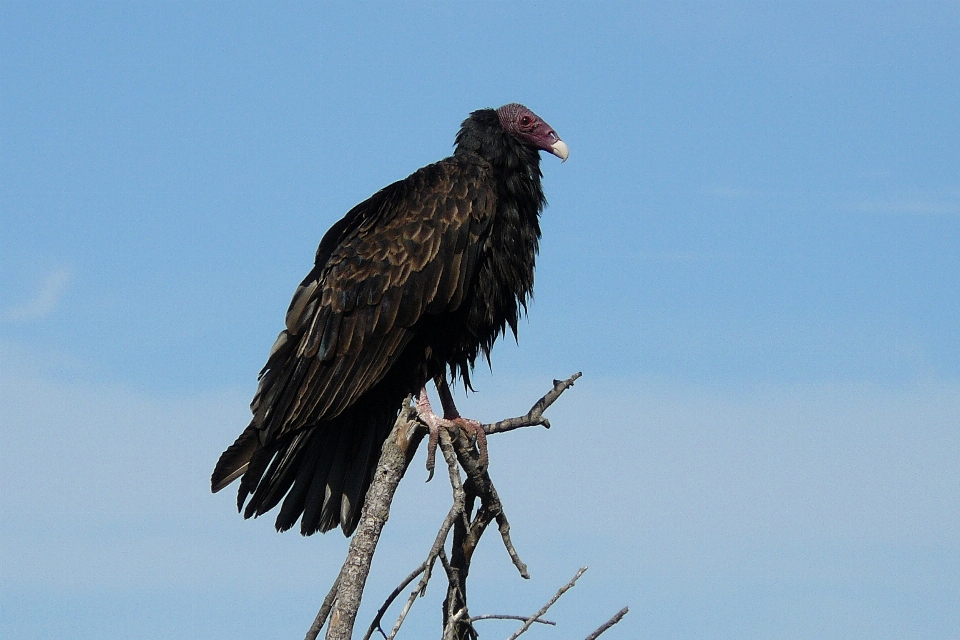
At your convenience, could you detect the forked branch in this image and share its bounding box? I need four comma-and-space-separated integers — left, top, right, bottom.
483, 372, 582, 435
505, 567, 587, 640
310, 374, 586, 640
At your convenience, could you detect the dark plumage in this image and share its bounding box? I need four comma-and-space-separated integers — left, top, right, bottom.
212, 104, 567, 536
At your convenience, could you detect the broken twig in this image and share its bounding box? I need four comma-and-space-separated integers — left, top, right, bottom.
505, 567, 588, 640
583, 607, 629, 640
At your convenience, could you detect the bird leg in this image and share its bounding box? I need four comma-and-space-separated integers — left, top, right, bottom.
417, 378, 488, 481
435, 377, 489, 471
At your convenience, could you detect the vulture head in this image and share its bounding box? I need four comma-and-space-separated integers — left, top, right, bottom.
496, 103, 569, 162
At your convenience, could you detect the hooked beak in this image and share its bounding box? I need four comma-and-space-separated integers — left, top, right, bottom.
549, 139, 569, 162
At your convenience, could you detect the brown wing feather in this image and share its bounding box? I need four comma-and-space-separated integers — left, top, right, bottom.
211, 156, 495, 503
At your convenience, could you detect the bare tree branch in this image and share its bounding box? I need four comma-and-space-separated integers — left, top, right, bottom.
505, 567, 588, 640
492, 501, 527, 578
448, 427, 529, 579
385, 579, 421, 640
583, 607, 629, 640
360, 562, 427, 640
304, 574, 341, 640
438, 431, 471, 534
434, 374, 582, 639
437, 546, 452, 581
325, 401, 425, 640
304, 374, 592, 640
441, 607, 471, 640
385, 506, 457, 640
469, 614, 556, 626
380, 438, 469, 639
483, 372, 582, 435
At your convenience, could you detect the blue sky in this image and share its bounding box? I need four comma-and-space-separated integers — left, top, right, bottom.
2, 2, 958, 639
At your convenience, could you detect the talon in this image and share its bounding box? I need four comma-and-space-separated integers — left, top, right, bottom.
425, 423, 439, 482
417, 388, 442, 481
416, 381, 490, 478
453, 417, 488, 470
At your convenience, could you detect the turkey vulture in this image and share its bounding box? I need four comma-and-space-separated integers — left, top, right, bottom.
212, 104, 568, 536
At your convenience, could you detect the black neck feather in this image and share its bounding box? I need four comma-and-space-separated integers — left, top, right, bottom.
454, 108, 546, 218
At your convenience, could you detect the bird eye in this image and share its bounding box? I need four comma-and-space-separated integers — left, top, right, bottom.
519, 115, 533, 127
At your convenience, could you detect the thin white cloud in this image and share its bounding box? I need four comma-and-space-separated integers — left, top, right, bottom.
637, 250, 740, 263
4, 267, 72, 322
708, 184, 960, 216
458, 374, 960, 548
3, 354, 958, 639
846, 201, 960, 215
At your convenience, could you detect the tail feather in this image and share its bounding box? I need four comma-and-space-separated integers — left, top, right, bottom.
316, 425, 352, 533
211, 425, 259, 493
237, 443, 272, 513
300, 427, 340, 535
213, 320, 416, 538
212, 390, 403, 537
251, 430, 309, 517
274, 429, 324, 532
339, 414, 380, 534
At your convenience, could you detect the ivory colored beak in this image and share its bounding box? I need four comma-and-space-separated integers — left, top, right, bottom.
550, 139, 569, 162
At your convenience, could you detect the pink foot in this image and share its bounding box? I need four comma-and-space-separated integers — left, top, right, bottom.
417, 387, 488, 481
